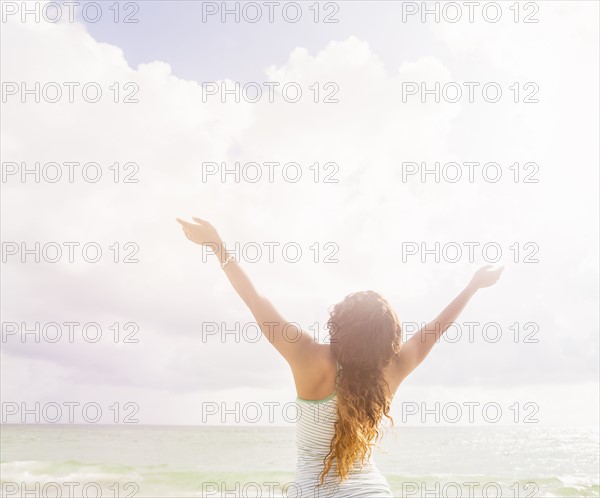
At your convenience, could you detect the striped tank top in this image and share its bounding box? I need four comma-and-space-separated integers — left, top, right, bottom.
288, 363, 393, 497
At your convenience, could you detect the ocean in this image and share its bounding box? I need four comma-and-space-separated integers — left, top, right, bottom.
1, 424, 598, 497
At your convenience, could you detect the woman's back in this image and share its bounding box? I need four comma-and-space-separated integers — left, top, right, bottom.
291, 393, 394, 497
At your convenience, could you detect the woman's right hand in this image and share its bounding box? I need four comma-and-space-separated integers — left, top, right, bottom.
176, 217, 222, 249
469, 264, 505, 290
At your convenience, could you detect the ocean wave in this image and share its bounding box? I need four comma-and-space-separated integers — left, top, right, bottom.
1, 462, 598, 497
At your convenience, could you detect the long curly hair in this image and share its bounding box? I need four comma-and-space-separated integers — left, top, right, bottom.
319, 290, 402, 484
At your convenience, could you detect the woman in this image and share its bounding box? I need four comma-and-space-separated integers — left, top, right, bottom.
176, 216, 504, 497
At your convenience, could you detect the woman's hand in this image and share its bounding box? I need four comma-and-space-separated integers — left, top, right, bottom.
176, 217, 222, 248
469, 264, 505, 290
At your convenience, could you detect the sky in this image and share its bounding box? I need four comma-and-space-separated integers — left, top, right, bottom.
1, 0, 599, 426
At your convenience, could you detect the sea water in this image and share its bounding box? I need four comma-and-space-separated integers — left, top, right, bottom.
1, 424, 598, 497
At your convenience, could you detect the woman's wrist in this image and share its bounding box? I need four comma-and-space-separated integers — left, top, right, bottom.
215, 243, 236, 270
211, 239, 230, 265
466, 280, 480, 294
213, 239, 224, 253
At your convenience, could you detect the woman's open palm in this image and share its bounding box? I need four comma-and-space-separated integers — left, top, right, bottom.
176, 217, 221, 247
470, 264, 505, 289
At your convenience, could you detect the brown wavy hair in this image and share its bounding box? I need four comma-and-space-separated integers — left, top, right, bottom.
319, 290, 402, 484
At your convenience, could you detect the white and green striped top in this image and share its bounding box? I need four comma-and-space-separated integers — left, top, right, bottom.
288, 364, 393, 497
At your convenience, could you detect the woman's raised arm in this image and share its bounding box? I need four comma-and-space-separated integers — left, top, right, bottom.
389, 265, 505, 389
176, 217, 317, 368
